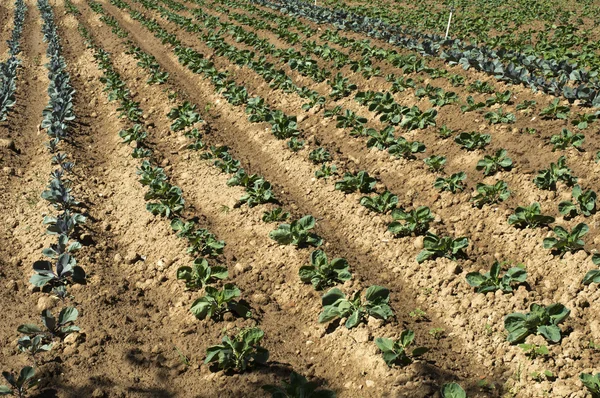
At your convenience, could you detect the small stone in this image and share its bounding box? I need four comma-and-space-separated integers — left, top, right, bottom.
37, 295, 58, 311
91, 112, 98, 118
6, 280, 18, 291
252, 293, 268, 305
125, 251, 140, 264
64, 333, 79, 345
114, 253, 123, 263
413, 236, 424, 249
353, 328, 370, 343
91, 388, 106, 398
447, 263, 462, 275
0, 138, 16, 151
365, 380, 375, 388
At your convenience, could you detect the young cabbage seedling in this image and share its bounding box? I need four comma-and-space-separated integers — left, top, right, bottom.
543, 223, 588, 255
366, 126, 395, 150
287, 137, 305, 152
518, 343, 549, 360
504, 303, 570, 344
423, 155, 446, 172
484, 108, 515, 124
416, 233, 468, 263
269, 215, 323, 247
582, 254, 600, 285
167, 101, 202, 131
388, 137, 426, 159
550, 128, 584, 151
476, 149, 512, 176
17, 335, 52, 365
471, 181, 510, 208
375, 330, 428, 367
262, 208, 290, 223
534, 156, 577, 190
171, 219, 225, 257
190, 284, 251, 321
118, 124, 147, 144
434, 172, 466, 193
558, 185, 596, 218
177, 258, 227, 290
440, 383, 466, 398
308, 147, 331, 164
466, 262, 526, 293
572, 113, 597, 130
237, 179, 276, 208
540, 98, 570, 120
204, 327, 269, 372
318, 286, 393, 329
400, 107, 437, 131
0, 366, 39, 398
262, 372, 335, 398
299, 250, 351, 290
359, 191, 398, 214
315, 164, 337, 179
438, 125, 455, 139
334, 171, 377, 194
507, 203, 555, 228
454, 132, 491, 150
388, 206, 433, 237
580, 373, 600, 397
18, 307, 80, 340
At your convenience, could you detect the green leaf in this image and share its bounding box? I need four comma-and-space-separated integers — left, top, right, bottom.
441, 383, 466, 398
365, 285, 390, 303
465, 272, 485, 287
345, 310, 361, 329
400, 330, 414, 347
321, 288, 345, 306
374, 337, 394, 352
58, 307, 78, 325
190, 297, 211, 319
537, 325, 562, 343
17, 324, 42, 334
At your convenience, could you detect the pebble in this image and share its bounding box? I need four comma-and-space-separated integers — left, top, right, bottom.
0, 138, 16, 150
37, 295, 58, 311
413, 236, 424, 249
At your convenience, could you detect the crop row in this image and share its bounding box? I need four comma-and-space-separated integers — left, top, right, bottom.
0, 0, 26, 122
1, 0, 83, 395
107, 0, 600, 301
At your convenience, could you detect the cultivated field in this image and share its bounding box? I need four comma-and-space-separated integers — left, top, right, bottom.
1, 0, 600, 397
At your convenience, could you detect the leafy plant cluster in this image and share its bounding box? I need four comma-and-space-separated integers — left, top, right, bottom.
32, 0, 86, 295
6, 2, 84, 395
